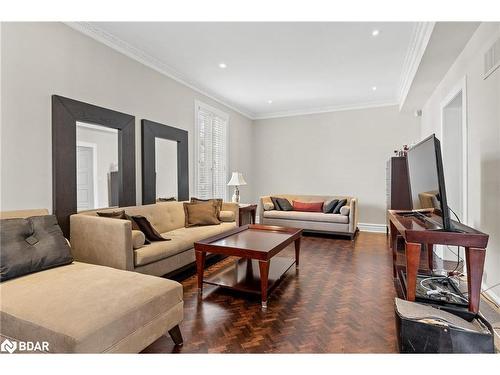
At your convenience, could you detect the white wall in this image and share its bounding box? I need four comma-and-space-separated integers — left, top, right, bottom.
0, 22, 254, 211
252, 105, 420, 225
420, 22, 500, 302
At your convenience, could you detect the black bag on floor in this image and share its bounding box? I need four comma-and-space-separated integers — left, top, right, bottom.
394, 298, 495, 353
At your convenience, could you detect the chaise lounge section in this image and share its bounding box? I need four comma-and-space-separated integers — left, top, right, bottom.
259, 194, 358, 239
0, 209, 184, 353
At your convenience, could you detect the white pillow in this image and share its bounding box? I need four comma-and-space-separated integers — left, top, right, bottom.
263, 202, 274, 211
340, 206, 350, 216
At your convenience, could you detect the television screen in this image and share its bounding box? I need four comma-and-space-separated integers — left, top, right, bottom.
406, 134, 452, 230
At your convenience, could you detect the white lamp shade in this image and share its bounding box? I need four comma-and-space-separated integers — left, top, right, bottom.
227, 172, 247, 186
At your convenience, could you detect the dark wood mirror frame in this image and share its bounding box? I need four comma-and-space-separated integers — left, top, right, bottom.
52, 95, 136, 237
141, 119, 189, 204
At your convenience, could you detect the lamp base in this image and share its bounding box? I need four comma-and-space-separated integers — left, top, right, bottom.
231, 187, 240, 203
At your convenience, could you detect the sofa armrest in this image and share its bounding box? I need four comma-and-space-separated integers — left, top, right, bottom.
348, 198, 358, 233
221, 202, 239, 226
70, 215, 134, 271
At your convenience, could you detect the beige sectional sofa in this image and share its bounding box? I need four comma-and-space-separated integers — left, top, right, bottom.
259, 194, 358, 239
70, 201, 239, 276
0, 209, 183, 353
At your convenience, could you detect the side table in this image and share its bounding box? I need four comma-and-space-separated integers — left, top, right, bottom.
238, 204, 257, 226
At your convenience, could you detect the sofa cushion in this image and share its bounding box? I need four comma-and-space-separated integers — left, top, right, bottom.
270, 197, 282, 211
332, 199, 347, 214
292, 201, 324, 212
132, 215, 169, 242
340, 206, 350, 216
190, 197, 223, 218
131, 230, 146, 249
261, 196, 274, 211
134, 222, 236, 267
97, 210, 141, 231
219, 210, 235, 222
276, 197, 293, 211
323, 199, 339, 213
0, 215, 73, 282
183, 201, 221, 227
263, 210, 349, 224
0, 261, 183, 353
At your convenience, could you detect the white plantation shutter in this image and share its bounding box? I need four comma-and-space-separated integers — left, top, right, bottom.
195, 101, 228, 200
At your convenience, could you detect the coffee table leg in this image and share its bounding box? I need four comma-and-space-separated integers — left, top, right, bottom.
258, 260, 270, 308
294, 237, 301, 268
195, 250, 206, 293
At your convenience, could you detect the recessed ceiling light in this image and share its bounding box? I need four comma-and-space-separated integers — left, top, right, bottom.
372, 86, 377, 91
372, 29, 380, 37
267, 100, 273, 104
218, 63, 227, 69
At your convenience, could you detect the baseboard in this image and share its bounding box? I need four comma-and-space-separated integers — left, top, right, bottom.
358, 223, 387, 233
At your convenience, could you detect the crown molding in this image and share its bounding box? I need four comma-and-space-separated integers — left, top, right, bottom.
397, 22, 435, 110
252, 100, 399, 120
64, 22, 256, 120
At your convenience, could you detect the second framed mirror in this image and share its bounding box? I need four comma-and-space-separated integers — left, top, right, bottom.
141, 119, 189, 204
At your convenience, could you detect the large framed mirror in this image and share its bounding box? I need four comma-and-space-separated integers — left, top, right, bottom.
141, 119, 189, 204
52, 95, 136, 236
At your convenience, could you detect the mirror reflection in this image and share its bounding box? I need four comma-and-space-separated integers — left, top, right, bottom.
155, 137, 178, 201
76, 122, 119, 211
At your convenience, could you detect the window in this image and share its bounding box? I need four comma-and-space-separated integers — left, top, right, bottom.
194, 101, 229, 200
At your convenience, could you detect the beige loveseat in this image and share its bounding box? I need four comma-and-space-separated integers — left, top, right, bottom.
259, 195, 358, 239
0, 209, 183, 353
70, 201, 239, 277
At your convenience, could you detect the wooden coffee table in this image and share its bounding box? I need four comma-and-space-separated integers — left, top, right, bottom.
194, 224, 302, 308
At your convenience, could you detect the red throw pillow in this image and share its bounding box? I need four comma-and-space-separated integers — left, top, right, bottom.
292, 201, 324, 212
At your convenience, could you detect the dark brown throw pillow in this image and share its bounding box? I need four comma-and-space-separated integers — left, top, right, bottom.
97, 210, 151, 244
158, 197, 177, 202
0, 215, 74, 282
184, 201, 221, 227
190, 197, 223, 218
131, 216, 169, 242
97, 210, 139, 230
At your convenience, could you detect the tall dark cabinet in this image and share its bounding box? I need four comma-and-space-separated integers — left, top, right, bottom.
386, 156, 412, 231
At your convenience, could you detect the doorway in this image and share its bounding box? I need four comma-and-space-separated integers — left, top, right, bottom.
77, 142, 98, 211
440, 77, 468, 261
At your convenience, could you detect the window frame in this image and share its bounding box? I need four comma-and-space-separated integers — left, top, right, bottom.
193, 100, 230, 201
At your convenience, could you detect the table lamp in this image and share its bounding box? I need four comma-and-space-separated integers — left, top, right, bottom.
227, 172, 247, 203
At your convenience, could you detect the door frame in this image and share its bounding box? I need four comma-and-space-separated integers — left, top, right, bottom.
77, 141, 99, 209
439, 75, 468, 225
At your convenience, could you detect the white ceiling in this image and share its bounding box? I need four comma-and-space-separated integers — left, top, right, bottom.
75, 22, 420, 119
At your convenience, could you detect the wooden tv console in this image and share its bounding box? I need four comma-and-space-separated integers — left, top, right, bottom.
388, 209, 489, 314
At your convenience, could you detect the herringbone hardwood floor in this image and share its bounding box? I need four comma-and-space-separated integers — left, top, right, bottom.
142, 232, 398, 353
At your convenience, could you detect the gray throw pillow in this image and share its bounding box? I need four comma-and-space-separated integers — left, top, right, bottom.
332, 199, 348, 214
270, 197, 282, 211
0, 215, 73, 282
323, 199, 339, 213
276, 198, 293, 211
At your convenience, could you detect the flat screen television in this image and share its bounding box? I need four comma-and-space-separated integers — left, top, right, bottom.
406, 134, 453, 231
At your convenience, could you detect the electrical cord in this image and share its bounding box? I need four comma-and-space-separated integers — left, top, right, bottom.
419, 277, 468, 303
447, 207, 463, 274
